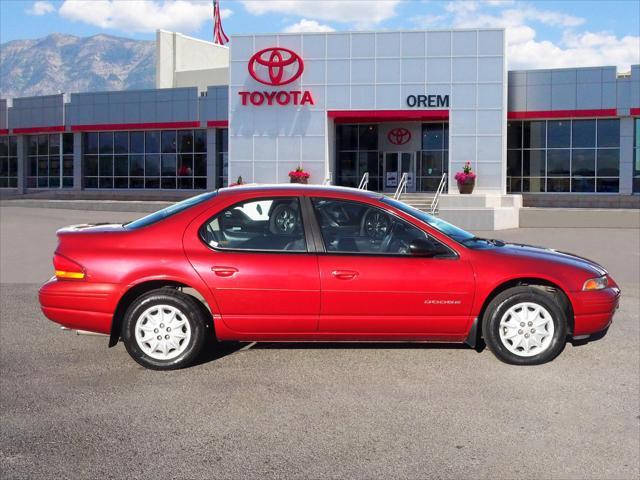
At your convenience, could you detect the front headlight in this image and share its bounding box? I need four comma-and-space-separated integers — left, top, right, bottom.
583, 276, 608, 291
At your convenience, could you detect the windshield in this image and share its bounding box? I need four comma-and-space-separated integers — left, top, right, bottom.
381, 197, 476, 243
125, 191, 217, 230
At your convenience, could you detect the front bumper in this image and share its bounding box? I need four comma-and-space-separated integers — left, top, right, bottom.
39, 277, 121, 335
571, 286, 621, 337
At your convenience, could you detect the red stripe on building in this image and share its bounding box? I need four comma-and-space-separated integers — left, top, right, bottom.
630, 108, 640, 116
13, 125, 65, 134
71, 121, 200, 132
508, 109, 618, 120
328, 110, 449, 123
207, 120, 229, 128
0, 129, 9, 135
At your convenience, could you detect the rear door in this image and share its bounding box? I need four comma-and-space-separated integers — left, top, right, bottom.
185, 195, 320, 334
310, 197, 475, 338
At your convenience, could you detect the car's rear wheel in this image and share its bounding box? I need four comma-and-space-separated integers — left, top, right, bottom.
122, 289, 208, 370
482, 286, 567, 365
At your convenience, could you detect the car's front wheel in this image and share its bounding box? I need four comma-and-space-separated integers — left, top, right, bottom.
482, 286, 567, 365
122, 289, 209, 370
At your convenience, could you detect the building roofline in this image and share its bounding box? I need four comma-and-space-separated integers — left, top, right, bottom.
156, 29, 229, 50
230, 27, 506, 38
508, 65, 640, 76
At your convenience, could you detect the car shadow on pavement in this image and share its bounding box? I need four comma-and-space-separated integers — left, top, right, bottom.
569, 327, 609, 347
192, 341, 250, 366
192, 340, 486, 367
191, 330, 610, 368
253, 342, 474, 350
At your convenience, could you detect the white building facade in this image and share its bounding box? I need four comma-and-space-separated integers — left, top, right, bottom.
228, 29, 508, 194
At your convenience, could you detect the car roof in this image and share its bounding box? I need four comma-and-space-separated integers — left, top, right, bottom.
218, 183, 384, 200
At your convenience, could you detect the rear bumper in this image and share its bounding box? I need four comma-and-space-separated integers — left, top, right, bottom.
571, 287, 621, 337
39, 278, 121, 335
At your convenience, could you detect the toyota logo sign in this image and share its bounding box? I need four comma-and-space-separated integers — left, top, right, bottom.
240, 47, 314, 107
248, 47, 304, 86
387, 128, 412, 145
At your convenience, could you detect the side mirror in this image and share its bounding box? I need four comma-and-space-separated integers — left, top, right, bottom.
409, 237, 448, 257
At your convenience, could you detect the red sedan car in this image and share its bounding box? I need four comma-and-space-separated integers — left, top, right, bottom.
39, 185, 620, 370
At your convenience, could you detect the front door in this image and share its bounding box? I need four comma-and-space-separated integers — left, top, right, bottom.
383, 152, 416, 193
310, 197, 475, 338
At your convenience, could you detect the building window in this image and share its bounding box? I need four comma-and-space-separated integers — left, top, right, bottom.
507, 119, 620, 193
634, 118, 640, 193
419, 122, 449, 192
0, 136, 18, 188
335, 124, 380, 190
27, 133, 74, 188
216, 128, 228, 188
83, 129, 207, 189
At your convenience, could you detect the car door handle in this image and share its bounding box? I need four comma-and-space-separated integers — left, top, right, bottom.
211, 266, 238, 277
332, 270, 358, 280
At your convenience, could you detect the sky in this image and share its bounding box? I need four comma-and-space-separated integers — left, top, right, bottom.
0, 0, 639, 71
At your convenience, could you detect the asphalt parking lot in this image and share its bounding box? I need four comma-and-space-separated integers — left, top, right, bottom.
1, 205, 639, 479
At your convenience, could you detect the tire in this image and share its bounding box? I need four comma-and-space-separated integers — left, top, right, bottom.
121, 289, 209, 370
482, 286, 568, 365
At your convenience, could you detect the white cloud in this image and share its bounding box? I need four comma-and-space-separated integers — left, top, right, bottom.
415, 1, 638, 71
484, 0, 515, 6
444, 1, 480, 16
283, 19, 335, 33
518, 6, 584, 28
509, 32, 640, 70
240, 1, 401, 28
58, 0, 232, 34
26, 1, 55, 16
444, 2, 584, 29
411, 13, 449, 28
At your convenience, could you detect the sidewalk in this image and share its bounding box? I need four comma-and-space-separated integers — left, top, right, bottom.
519, 207, 640, 229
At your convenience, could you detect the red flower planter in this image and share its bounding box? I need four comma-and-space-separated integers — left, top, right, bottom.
290, 177, 309, 184
454, 162, 476, 194
457, 179, 475, 194
288, 167, 310, 184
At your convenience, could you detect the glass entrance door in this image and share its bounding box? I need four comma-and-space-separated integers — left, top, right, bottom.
383, 152, 415, 192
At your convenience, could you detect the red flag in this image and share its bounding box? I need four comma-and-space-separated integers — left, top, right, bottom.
213, 0, 229, 45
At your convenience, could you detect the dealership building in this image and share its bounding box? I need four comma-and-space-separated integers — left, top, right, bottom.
1, 28, 639, 228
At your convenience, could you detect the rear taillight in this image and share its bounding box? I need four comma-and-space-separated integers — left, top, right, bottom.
53, 253, 85, 280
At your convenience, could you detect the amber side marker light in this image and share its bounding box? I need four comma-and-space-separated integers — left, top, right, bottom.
582, 276, 608, 291
53, 254, 86, 280
55, 270, 85, 279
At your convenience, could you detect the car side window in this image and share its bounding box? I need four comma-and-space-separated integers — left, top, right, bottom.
311, 198, 448, 256
201, 197, 306, 252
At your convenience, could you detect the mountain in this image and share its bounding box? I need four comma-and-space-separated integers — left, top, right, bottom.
0, 33, 155, 99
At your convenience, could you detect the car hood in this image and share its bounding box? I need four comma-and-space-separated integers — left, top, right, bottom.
486, 242, 607, 277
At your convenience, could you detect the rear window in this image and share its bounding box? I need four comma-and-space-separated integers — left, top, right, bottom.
125, 191, 217, 230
